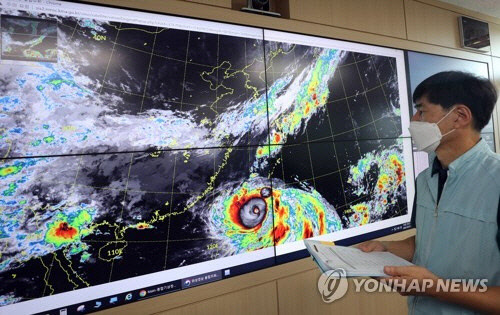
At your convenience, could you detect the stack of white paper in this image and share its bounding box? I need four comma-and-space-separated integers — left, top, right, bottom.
304, 239, 414, 277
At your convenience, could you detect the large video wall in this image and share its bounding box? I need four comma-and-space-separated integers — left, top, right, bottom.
0, 1, 414, 313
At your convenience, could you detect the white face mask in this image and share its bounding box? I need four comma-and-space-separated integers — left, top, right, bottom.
408, 107, 456, 153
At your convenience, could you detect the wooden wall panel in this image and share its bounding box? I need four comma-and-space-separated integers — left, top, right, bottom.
94, 258, 317, 315
405, 0, 467, 50
490, 22, 500, 58
185, 0, 232, 8
289, 0, 333, 26
86, 0, 492, 63
416, 0, 500, 25
289, 0, 406, 38
277, 269, 408, 315
160, 282, 278, 315
409, 0, 500, 57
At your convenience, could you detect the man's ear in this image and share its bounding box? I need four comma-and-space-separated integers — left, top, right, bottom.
453, 104, 473, 128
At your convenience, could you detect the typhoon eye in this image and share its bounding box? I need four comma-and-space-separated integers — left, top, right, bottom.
239, 198, 267, 228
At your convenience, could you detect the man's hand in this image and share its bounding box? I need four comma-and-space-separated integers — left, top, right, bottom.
355, 240, 387, 252
382, 265, 440, 297
383, 266, 500, 313
355, 236, 415, 261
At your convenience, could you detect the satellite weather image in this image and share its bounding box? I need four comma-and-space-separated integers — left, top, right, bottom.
0, 11, 408, 306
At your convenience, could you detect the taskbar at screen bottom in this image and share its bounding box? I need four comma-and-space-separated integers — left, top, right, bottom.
35, 222, 413, 315
34, 258, 275, 315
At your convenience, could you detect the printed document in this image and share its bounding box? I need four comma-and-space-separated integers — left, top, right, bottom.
304, 239, 414, 277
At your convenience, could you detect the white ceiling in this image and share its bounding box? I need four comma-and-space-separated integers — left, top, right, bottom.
438, 0, 500, 20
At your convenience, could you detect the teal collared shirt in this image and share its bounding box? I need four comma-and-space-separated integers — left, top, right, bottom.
409, 139, 500, 314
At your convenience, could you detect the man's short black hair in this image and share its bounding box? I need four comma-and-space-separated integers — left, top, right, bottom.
413, 71, 498, 131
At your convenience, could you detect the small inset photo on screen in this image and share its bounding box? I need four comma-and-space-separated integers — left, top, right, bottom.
1, 15, 58, 62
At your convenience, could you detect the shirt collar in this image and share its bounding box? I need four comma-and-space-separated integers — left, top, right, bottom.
448, 138, 489, 172
431, 157, 446, 177
429, 138, 489, 176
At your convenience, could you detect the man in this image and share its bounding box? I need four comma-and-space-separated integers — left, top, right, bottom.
357, 71, 500, 314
